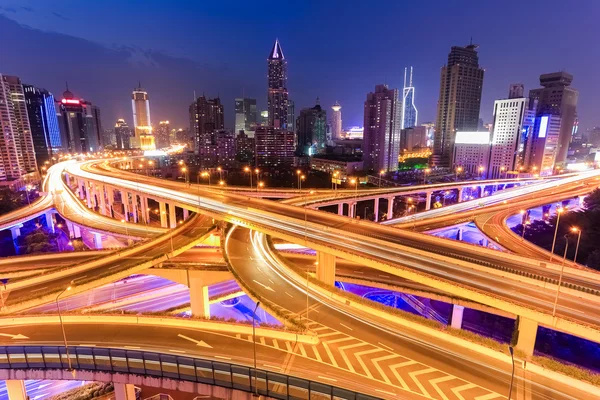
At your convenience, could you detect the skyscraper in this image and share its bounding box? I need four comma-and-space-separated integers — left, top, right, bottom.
23, 84, 62, 166
156, 121, 170, 149
267, 39, 288, 129
114, 119, 132, 150
330, 102, 342, 140
528, 72, 578, 166
401, 67, 418, 129
433, 43, 485, 168
234, 98, 257, 136
56, 88, 102, 153
522, 114, 561, 175
296, 99, 327, 156
189, 96, 224, 167
363, 84, 402, 172
0, 74, 37, 181
287, 100, 295, 132
255, 126, 295, 168
131, 84, 155, 150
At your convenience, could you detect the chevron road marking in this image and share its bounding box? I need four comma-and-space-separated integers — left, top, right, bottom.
390, 360, 418, 391
452, 383, 478, 400
409, 367, 437, 398
354, 348, 386, 379
312, 346, 322, 362
325, 336, 355, 345
371, 354, 403, 384
272, 339, 279, 350
321, 342, 338, 368
429, 375, 457, 400
337, 342, 371, 373
295, 343, 307, 357
318, 331, 345, 338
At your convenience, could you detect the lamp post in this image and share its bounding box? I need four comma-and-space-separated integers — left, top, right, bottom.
217, 166, 223, 181
300, 175, 305, 191
550, 207, 564, 261
350, 178, 358, 201
244, 166, 252, 190
379, 170, 385, 188
255, 169, 260, 192
455, 166, 463, 182
571, 227, 582, 264
478, 166, 484, 179
56, 284, 73, 371
423, 168, 431, 185
25, 185, 32, 206
252, 301, 260, 396
443, 191, 450, 206
304, 190, 315, 244
296, 169, 302, 190
258, 182, 264, 192
332, 171, 339, 190
552, 234, 569, 317
201, 172, 211, 186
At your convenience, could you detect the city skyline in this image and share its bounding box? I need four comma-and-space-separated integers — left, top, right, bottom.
0, 2, 598, 134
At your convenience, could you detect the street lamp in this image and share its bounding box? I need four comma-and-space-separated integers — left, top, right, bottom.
500, 166, 506, 179
455, 166, 463, 182
258, 181, 264, 191
296, 169, 302, 190
219, 180, 225, 186
217, 166, 223, 181
478, 166, 484, 179
300, 175, 305, 191
244, 166, 252, 189
443, 190, 450, 206
552, 234, 570, 317
423, 168, 431, 185
56, 283, 73, 371
181, 167, 188, 185
550, 207, 564, 261
571, 227, 582, 264
201, 171, 211, 186
255, 169, 260, 192
350, 178, 358, 202
332, 171, 339, 190
252, 301, 260, 396
521, 220, 530, 240
379, 170, 385, 188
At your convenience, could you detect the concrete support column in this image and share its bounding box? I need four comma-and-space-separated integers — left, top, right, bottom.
169, 203, 177, 228
92, 232, 103, 249
373, 198, 380, 222
9, 226, 21, 240
515, 317, 538, 356
72, 225, 82, 239
183, 208, 189, 220
77, 179, 85, 200
450, 305, 464, 329
85, 182, 93, 208
122, 191, 130, 222
480, 185, 486, 197
387, 197, 394, 219
458, 188, 464, 203
140, 196, 149, 224
190, 279, 210, 318
481, 238, 489, 247
114, 383, 136, 400
337, 203, 344, 216
130, 193, 138, 223
97, 184, 107, 215
316, 251, 336, 285
425, 191, 432, 211
159, 202, 168, 228
457, 228, 463, 241
5, 380, 27, 400
579, 195, 586, 207
44, 211, 55, 233
349, 202, 357, 218
106, 186, 115, 217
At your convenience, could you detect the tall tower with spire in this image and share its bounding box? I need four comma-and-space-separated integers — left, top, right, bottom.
267, 39, 288, 129
131, 83, 155, 150
401, 67, 418, 129
331, 101, 342, 140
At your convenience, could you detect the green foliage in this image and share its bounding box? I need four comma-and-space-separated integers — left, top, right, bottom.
48, 382, 113, 400
16, 229, 59, 254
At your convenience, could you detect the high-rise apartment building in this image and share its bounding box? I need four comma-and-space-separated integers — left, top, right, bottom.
363, 84, 402, 172
267, 39, 288, 129
189, 96, 224, 167
0, 75, 37, 181
236, 131, 255, 165
234, 98, 257, 136
114, 119, 132, 150
528, 72, 578, 166
402, 67, 418, 129
433, 44, 485, 168
156, 121, 170, 149
255, 126, 295, 168
214, 130, 236, 168
287, 100, 295, 132
131, 84, 155, 150
23, 84, 62, 166
296, 99, 327, 156
330, 102, 342, 140
56, 88, 102, 154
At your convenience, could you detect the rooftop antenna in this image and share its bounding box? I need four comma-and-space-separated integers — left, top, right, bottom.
410, 66, 413, 87
470, 36, 473, 46
65, 81, 69, 91
403, 67, 407, 89
193, 90, 196, 101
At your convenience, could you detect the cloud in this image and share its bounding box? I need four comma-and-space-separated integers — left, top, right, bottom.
0, 6, 17, 13
51, 11, 70, 21
20, 6, 34, 12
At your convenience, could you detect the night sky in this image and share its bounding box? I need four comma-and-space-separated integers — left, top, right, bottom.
0, 0, 598, 132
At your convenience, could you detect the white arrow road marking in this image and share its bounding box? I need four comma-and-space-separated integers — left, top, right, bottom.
451, 383, 478, 400
33, 394, 48, 400
371, 354, 403, 384
474, 393, 503, 400
0, 333, 29, 339
429, 375, 457, 400
177, 334, 212, 348
35, 383, 52, 390
389, 360, 417, 391
354, 348, 386, 379
409, 367, 437, 398
252, 280, 275, 291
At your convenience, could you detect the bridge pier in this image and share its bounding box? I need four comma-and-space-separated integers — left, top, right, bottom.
130, 193, 139, 223
183, 208, 189, 220
337, 203, 344, 216
86, 182, 94, 208
159, 202, 168, 228
316, 251, 336, 285
516, 317, 538, 357
458, 188, 464, 202
122, 191, 130, 222
450, 304, 464, 329
44, 210, 55, 233
77, 179, 85, 200
169, 203, 177, 228
425, 191, 432, 211
9, 226, 22, 241
92, 232, 103, 250
456, 228, 463, 241
348, 202, 356, 218
373, 198, 379, 222
141, 196, 149, 224
98, 184, 107, 216
114, 382, 136, 400
5, 380, 27, 400
387, 197, 394, 219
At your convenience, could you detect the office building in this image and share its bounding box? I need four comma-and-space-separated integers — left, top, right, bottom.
23, 84, 62, 166
214, 130, 236, 168
433, 43, 485, 168
156, 121, 170, 149
522, 114, 561, 175
400, 126, 428, 152
287, 100, 295, 132
254, 126, 295, 168
234, 98, 257, 137
260, 111, 269, 126
235, 130, 255, 164
56, 87, 102, 154
296, 99, 327, 156
330, 102, 342, 140
509, 84, 524, 99
402, 67, 418, 129
528, 72, 578, 166
189, 96, 224, 166
0, 75, 37, 181
267, 39, 288, 129
114, 119, 132, 150
487, 87, 533, 178
453, 131, 491, 175
363, 84, 402, 172
131, 84, 155, 150
101, 128, 115, 149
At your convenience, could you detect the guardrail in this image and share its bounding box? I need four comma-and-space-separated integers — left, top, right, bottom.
0, 346, 380, 400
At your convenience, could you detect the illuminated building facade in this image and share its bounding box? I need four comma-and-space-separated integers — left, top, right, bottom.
330, 102, 342, 140
433, 44, 485, 168
363, 84, 402, 172
114, 119, 132, 150
453, 131, 491, 174
0, 74, 37, 181
156, 120, 170, 149
56, 88, 102, 154
131, 84, 155, 150
189, 96, 224, 167
254, 126, 295, 168
234, 98, 257, 136
522, 114, 561, 175
23, 84, 62, 166
267, 39, 288, 129
401, 67, 418, 129
296, 99, 327, 156
287, 100, 295, 132
235, 130, 255, 164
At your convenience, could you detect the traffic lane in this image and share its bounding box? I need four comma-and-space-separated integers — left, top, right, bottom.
0, 323, 422, 400
227, 228, 516, 399
4, 217, 214, 308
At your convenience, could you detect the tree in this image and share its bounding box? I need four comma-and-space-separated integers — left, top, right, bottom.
583, 189, 600, 211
